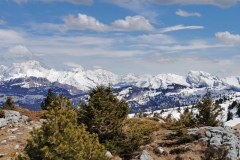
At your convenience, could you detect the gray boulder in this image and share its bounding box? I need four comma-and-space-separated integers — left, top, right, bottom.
210, 135, 222, 146
0, 118, 7, 128
225, 149, 238, 160
21, 115, 29, 122
205, 131, 211, 138
5, 110, 21, 122
139, 150, 153, 160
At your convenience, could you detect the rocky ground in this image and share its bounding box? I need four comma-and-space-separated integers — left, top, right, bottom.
0, 108, 43, 160
133, 125, 240, 160
1, 108, 240, 160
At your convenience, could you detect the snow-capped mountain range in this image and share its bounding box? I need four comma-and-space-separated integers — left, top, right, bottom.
0, 60, 239, 91
0, 60, 240, 112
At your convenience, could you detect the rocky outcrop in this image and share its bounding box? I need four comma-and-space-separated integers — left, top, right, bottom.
188, 126, 240, 160
0, 110, 29, 126
4, 110, 21, 122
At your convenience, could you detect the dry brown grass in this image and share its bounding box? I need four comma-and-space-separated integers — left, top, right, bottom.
131, 127, 209, 160
0, 120, 43, 160
232, 123, 240, 130
0, 107, 44, 160
15, 106, 45, 121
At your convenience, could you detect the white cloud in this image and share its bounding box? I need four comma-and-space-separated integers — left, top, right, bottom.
176, 9, 201, 17
0, 29, 24, 45
14, 0, 93, 5
152, 0, 238, 8
0, 20, 6, 25
107, 0, 159, 24
29, 22, 68, 32
215, 31, 240, 45
63, 14, 154, 31
112, 15, 154, 31
63, 62, 84, 68
157, 43, 227, 51
3, 45, 40, 62
8, 45, 32, 57
144, 53, 240, 77
161, 25, 204, 33
135, 34, 176, 44
63, 14, 109, 31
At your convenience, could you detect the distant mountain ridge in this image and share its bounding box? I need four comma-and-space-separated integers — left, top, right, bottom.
0, 60, 239, 112
0, 60, 239, 92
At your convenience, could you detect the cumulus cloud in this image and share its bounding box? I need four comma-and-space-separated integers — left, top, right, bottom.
14, 0, 93, 5
0, 20, 6, 25
63, 13, 154, 31
215, 31, 240, 45
176, 9, 201, 17
161, 25, 204, 33
112, 15, 154, 31
63, 14, 109, 31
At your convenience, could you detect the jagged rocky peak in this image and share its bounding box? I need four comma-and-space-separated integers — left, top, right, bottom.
186, 71, 222, 87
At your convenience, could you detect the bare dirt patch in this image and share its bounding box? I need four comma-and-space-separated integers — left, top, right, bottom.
0, 108, 43, 160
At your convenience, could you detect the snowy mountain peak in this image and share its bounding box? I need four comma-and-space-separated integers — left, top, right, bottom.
0, 61, 240, 91
186, 70, 222, 87
11, 60, 43, 69
71, 67, 85, 73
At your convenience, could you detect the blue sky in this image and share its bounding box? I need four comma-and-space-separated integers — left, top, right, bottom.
0, 0, 240, 77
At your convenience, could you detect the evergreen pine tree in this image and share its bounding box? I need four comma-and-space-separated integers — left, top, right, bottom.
41, 88, 56, 110
178, 111, 196, 128
195, 93, 223, 126
17, 94, 109, 160
3, 96, 16, 110
77, 85, 130, 143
